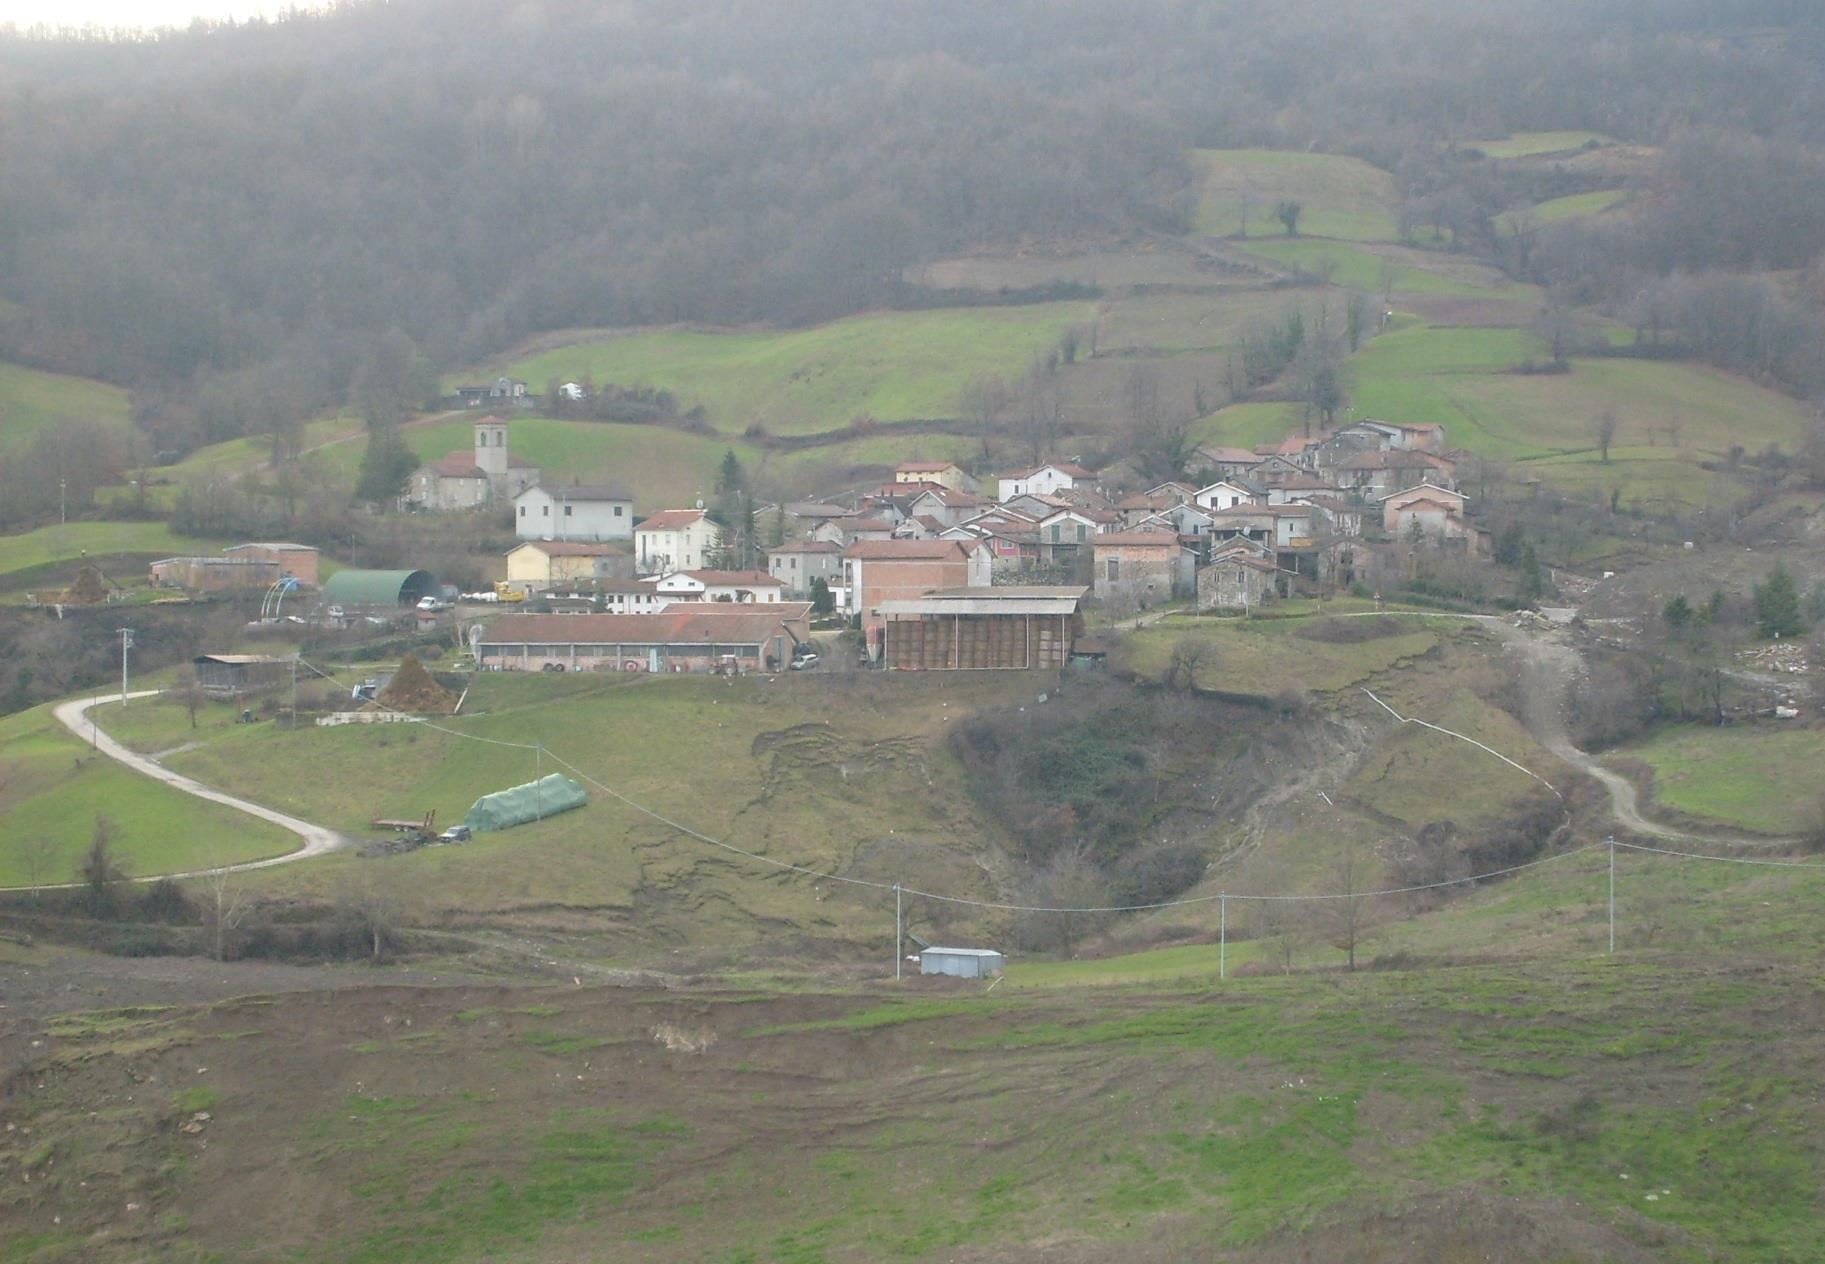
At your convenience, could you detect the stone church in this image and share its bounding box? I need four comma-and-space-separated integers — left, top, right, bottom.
409, 416, 540, 511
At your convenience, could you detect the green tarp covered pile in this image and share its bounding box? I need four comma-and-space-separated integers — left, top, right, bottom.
462, 773, 587, 833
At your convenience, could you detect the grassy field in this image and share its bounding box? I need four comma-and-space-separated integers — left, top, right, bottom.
0, 521, 231, 580
1115, 612, 1444, 696
1473, 130, 1614, 158
0, 360, 134, 456
1233, 239, 1514, 297
468, 304, 1093, 438
74, 672, 1035, 946
1614, 724, 1825, 836
8, 943, 1825, 1262
1495, 189, 1627, 233
1192, 148, 1400, 240
1191, 320, 1813, 507
0, 702, 295, 888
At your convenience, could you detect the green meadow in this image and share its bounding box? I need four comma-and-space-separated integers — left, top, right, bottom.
471, 303, 1092, 438
1191, 148, 1400, 240
0, 360, 134, 455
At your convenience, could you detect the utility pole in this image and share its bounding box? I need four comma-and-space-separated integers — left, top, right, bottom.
116, 627, 134, 707
894, 882, 903, 981
1219, 893, 1227, 981
290, 655, 299, 725
59, 478, 67, 526
1607, 835, 1616, 955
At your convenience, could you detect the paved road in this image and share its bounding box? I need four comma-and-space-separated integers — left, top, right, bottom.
25, 691, 350, 885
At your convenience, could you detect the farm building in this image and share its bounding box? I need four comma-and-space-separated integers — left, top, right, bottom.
319, 568, 438, 613
477, 604, 812, 674
222, 542, 320, 584
149, 556, 281, 591
192, 654, 290, 695
920, 947, 1005, 979
842, 539, 991, 631
875, 587, 1085, 670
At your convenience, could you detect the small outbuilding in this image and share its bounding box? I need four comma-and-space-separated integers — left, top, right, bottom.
919, 947, 1005, 979
192, 654, 290, 696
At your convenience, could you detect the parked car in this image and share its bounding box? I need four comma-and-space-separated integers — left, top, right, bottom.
416, 595, 450, 612
788, 652, 820, 671
463, 591, 500, 604
438, 825, 472, 844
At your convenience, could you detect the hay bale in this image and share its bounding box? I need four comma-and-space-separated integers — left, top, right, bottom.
375, 654, 457, 714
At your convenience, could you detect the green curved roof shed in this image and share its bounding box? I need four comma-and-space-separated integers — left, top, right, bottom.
320, 568, 436, 608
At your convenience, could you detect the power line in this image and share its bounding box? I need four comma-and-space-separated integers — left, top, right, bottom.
1614, 840, 1825, 869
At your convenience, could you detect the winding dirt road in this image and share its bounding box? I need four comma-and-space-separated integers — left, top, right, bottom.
30, 691, 350, 884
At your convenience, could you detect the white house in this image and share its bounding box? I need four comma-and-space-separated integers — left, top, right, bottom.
634, 509, 723, 575
514, 484, 634, 542
1192, 479, 1265, 512
997, 462, 1095, 501
653, 570, 785, 603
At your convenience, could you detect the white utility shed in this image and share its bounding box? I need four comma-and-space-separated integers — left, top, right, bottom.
919, 947, 1005, 979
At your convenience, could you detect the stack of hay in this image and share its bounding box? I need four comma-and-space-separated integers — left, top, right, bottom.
373, 654, 458, 714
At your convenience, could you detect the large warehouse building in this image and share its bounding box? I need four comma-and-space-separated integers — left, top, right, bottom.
477, 604, 813, 674
873, 587, 1085, 670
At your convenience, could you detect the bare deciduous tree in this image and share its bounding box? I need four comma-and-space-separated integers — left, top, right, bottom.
1593, 410, 1619, 463
204, 864, 253, 962
21, 837, 59, 905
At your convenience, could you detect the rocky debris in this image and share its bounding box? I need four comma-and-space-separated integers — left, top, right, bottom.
1738, 643, 1809, 674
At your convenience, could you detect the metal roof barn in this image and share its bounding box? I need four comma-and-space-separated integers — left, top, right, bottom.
919, 947, 1005, 979
319, 568, 437, 609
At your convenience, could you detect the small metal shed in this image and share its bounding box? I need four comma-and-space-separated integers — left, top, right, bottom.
919, 947, 1005, 979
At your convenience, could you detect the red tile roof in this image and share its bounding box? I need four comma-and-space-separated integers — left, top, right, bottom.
1092, 530, 1180, 548
481, 605, 812, 646
635, 509, 711, 531
679, 569, 785, 587
768, 540, 843, 555
843, 539, 972, 561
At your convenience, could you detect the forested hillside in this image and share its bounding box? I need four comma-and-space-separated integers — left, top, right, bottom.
0, 0, 1822, 458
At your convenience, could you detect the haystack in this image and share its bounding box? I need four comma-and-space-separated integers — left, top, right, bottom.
373, 654, 457, 714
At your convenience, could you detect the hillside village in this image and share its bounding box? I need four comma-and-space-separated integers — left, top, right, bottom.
131, 411, 1478, 677
9, 5, 1825, 1261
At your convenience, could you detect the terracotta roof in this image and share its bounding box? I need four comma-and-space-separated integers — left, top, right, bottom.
1273, 476, 1343, 491
1377, 483, 1465, 503
768, 541, 843, 556
1207, 504, 1312, 518
845, 518, 895, 533
679, 569, 785, 587
510, 540, 631, 557
1092, 530, 1181, 548
843, 539, 971, 561
481, 605, 812, 646
1040, 505, 1119, 524
635, 509, 710, 531
910, 487, 988, 507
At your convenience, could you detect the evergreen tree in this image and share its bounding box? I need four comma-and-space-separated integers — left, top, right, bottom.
1519, 543, 1545, 603
716, 449, 746, 497
1663, 593, 1694, 630
354, 425, 417, 507
810, 577, 835, 615
1754, 560, 1804, 638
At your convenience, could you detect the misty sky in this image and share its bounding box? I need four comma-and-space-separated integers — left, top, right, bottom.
0, 0, 307, 29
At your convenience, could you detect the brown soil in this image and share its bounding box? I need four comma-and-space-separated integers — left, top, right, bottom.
374, 654, 457, 714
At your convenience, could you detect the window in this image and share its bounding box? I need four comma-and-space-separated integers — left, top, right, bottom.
1076, 524, 1087, 542
519, 506, 526, 517
613, 505, 623, 517
542, 505, 550, 517
564, 505, 573, 517
1107, 558, 1120, 581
